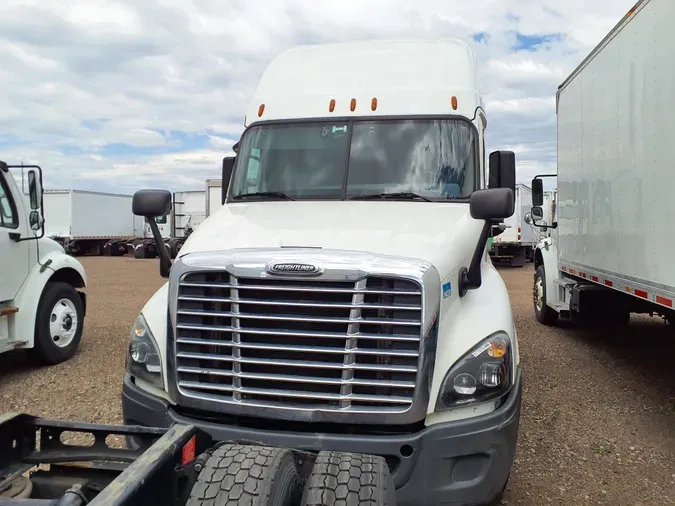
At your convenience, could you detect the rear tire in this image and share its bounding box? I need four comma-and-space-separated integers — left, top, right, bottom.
301, 451, 396, 506
32, 282, 84, 365
186, 444, 302, 506
533, 266, 558, 325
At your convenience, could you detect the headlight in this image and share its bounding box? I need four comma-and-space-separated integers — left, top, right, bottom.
435, 332, 512, 411
126, 314, 164, 389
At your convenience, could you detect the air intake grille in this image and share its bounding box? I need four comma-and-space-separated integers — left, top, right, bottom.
174, 272, 423, 413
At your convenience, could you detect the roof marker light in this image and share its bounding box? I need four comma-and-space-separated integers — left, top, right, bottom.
371, 97, 378, 111
329, 99, 336, 112
257, 104, 265, 117
451, 96, 458, 110
350, 98, 356, 111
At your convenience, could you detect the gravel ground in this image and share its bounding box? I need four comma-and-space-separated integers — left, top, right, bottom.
1, 257, 673, 505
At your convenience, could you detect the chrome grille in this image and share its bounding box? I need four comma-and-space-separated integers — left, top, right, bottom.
174, 272, 423, 413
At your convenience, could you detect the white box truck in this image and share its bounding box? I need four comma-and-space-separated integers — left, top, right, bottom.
529, 0, 675, 327
489, 183, 536, 266
124, 39, 522, 506
1, 162, 87, 364
43, 190, 145, 256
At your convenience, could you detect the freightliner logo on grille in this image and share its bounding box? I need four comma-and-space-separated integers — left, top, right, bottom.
267, 262, 321, 275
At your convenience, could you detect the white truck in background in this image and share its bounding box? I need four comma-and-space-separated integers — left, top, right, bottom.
123, 39, 522, 506
529, 0, 674, 328
205, 179, 223, 218
0, 162, 87, 364
43, 190, 145, 256
489, 183, 536, 267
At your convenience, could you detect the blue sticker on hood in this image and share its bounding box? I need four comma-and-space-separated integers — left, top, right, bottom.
442, 282, 452, 298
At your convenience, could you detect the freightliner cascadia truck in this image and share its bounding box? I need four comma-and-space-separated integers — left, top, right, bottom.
124, 39, 522, 506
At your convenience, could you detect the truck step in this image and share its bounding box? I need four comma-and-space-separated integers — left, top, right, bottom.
554, 278, 577, 288
0, 306, 19, 317
550, 301, 569, 312
0, 340, 28, 354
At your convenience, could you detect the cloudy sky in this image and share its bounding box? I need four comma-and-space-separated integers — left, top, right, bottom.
1, 0, 635, 194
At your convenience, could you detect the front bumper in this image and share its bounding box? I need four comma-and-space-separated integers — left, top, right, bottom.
123, 368, 522, 506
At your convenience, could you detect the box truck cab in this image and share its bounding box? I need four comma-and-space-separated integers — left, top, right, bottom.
528, 0, 675, 328
0, 162, 87, 364
123, 40, 522, 506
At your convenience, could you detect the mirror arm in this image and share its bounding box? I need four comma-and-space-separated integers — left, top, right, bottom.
458, 220, 493, 297
146, 217, 172, 278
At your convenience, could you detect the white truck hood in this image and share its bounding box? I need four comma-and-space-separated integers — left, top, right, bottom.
178, 201, 483, 276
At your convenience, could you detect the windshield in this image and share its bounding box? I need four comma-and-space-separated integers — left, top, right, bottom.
229, 119, 478, 201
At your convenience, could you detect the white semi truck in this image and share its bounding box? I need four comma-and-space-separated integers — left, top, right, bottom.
529, 0, 675, 327
489, 183, 536, 266
0, 162, 87, 364
123, 40, 522, 506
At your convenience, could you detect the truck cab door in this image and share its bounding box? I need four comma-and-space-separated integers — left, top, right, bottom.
0, 171, 30, 303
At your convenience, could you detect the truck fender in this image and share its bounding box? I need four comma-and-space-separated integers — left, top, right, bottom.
427, 261, 518, 425
534, 237, 558, 309
12, 251, 87, 348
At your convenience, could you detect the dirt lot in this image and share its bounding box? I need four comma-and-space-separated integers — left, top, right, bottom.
1, 257, 673, 505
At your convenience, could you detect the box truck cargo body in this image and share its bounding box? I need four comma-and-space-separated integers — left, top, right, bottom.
43, 190, 144, 255
490, 183, 536, 266
530, 0, 675, 326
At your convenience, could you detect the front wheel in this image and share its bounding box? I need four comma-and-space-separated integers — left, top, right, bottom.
533, 266, 558, 325
32, 282, 84, 365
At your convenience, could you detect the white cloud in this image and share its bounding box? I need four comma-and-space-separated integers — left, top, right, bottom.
0, 0, 637, 195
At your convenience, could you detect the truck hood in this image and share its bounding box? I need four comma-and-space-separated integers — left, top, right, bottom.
178, 201, 483, 276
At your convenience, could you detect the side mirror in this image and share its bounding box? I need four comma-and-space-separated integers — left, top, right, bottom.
532, 178, 544, 206
531, 206, 543, 220
29, 210, 43, 231
222, 156, 235, 204
469, 188, 515, 221
133, 190, 173, 278
488, 151, 516, 194
27, 170, 42, 210
132, 189, 172, 218
460, 188, 515, 297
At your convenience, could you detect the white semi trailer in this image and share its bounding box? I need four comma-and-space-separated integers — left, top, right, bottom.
43, 190, 145, 256
529, 0, 674, 327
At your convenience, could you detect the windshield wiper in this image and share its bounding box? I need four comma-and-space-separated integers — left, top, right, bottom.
232, 191, 295, 201
349, 192, 431, 202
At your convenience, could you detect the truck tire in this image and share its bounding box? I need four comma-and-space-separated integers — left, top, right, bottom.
301, 451, 396, 506
186, 444, 302, 506
32, 282, 84, 365
533, 266, 558, 325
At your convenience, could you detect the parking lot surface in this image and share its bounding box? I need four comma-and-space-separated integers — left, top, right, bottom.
1, 257, 673, 505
